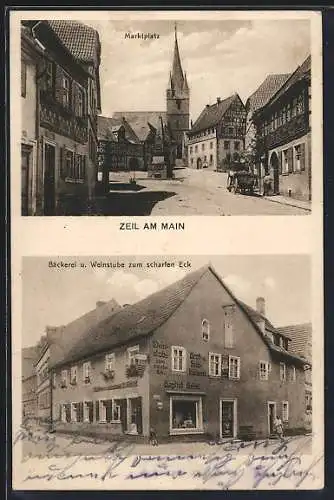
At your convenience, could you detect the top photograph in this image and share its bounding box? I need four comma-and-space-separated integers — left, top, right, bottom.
19, 16, 316, 216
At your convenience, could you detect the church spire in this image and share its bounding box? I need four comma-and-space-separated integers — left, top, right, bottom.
171, 22, 184, 91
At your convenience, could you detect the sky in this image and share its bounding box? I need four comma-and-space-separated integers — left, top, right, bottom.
86, 18, 311, 121
22, 255, 311, 348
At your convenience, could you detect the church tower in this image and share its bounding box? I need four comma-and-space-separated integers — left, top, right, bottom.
166, 24, 190, 159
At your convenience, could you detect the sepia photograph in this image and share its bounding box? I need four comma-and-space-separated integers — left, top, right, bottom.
14, 255, 322, 490
19, 15, 317, 216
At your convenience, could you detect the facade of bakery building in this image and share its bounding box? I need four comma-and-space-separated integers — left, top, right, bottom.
50, 265, 309, 441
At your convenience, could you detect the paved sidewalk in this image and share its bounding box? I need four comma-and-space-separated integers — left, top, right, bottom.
263, 194, 311, 212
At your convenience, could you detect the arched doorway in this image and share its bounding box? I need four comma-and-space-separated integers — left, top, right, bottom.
129, 157, 139, 171
270, 152, 280, 194
197, 157, 202, 169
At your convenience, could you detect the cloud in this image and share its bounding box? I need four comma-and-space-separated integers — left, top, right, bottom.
224, 274, 251, 297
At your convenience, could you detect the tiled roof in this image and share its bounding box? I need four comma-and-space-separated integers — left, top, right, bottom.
247, 74, 291, 113
112, 111, 167, 142
276, 323, 312, 361
49, 298, 121, 368
238, 300, 284, 336
258, 55, 311, 112
22, 346, 38, 380
46, 20, 100, 64
189, 94, 238, 134
98, 115, 140, 144
54, 266, 209, 368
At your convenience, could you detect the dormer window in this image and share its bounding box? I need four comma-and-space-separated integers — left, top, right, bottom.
202, 319, 210, 341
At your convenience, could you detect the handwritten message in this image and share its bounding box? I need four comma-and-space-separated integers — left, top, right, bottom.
13, 424, 323, 490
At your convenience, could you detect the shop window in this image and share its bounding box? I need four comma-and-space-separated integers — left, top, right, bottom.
62, 403, 71, 422
282, 401, 289, 422
202, 319, 210, 341
280, 362, 286, 382
259, 361, 271, 380
223, 305, 235, 348
83, 362, 91, 383
83, 401, 94, 423
61, 369, 68, 388
170, 396, 203, 434
171, 346, 187, 372
209, 352, 221, 377
70, 366, 77, 385
229, 356, 240, 380
71, 402, 80, 422
99, 399, 120, 423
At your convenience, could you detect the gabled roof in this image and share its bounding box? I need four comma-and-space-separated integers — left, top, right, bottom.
276, 323, 312, 361
112, 111, 167, 142
49, 298, 121, 368
46, 20, 101, 65
247, 74, 291, 113
53, 265, 308, 369
256, 55, 311, 114
189, 94, 239, 135
238, 300, 291, 338
97, 116, 140, 144
53, 266, 209, 368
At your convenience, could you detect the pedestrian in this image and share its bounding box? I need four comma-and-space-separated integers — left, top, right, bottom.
274, 415, 284, 440
149, 427, 158, 446
263, 172, 273, 196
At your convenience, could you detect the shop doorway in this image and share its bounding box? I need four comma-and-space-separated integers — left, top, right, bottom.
127, 397, 143, 435
21, 145, 32, 215
196, 158, 202, 169
267, 401, 277, 436
220, 399, 237, 438
270, 152, 280, 194
43, 142, 56, 215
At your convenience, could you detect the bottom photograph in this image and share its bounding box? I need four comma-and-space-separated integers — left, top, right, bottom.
21, 254, 312, 450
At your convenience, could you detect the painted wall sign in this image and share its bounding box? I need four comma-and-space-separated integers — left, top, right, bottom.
152, 340, 169, 374
93, 380, 138, 392
164, 380, 201, 391
188, 369, 207, 377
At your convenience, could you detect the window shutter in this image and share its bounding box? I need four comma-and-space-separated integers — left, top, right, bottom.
221, 355, 229, 379
79, 402, 84, 423
95, 401, 100, 422
288, 147, 293, 173
55, 65, 64, 103
300, 143, 306, 171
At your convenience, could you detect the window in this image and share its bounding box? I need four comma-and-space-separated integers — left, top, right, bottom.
62, 75, 71, 107
195, 145, 198, 153
224, 141, 230, 150
280, 362, 286, 382
170, 396, 203, 434
128, 346, 140, 366
282, 150, 289, 174
259, 361, 271, 380
61, 370, 68, 387
77, 87, 84, 117
62, 403, 71, 423
65, 149, 74, 179
297, 94, 304, 114
83, 362, 91, 383
282, 401, 289, 422
228, 127, 234, 135
21, 60, 27, 98
209, 353, 221, 377
234, 141, 240, 150
290, 366, 296, 382
202, 319, 210, 341
171, 346, 187, 372
292, 98, 298, 118
204, 155, 207, 162
223, 305, 235, 348
99, 399, 120, 423
83, 401, 94, 423
189, 147, 193, 154
70, 366, 77, 385
46, 61, 54, 90
71, 402, 79, 422
305, 391, 312, 412
283, 338, 289, 351
64, 151, 85, 182
105, 353, 115, 372
210, 141, 213, 149
202, 143, 205, 151
294, 145, 301, 172
209, 154, 213, 164
229, 356, 241, 380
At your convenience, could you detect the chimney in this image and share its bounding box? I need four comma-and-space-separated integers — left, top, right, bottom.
206, 104, 210, 108
217, 97, 221, 104
96, 301, 107, 308
256, 297, 266, 316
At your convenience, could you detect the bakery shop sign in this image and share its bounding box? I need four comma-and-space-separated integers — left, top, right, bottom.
189, 352, 207, 376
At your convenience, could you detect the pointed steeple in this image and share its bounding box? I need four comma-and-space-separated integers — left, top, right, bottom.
171, 22, 184, 91
183, 71, 189, 91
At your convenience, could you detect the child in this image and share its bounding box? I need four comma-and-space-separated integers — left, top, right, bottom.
275, 416, 284, 440
149, 427, 158, 446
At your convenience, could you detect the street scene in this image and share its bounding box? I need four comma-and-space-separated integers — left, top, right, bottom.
20, 18, 312, 216
21, 255, 312, 450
